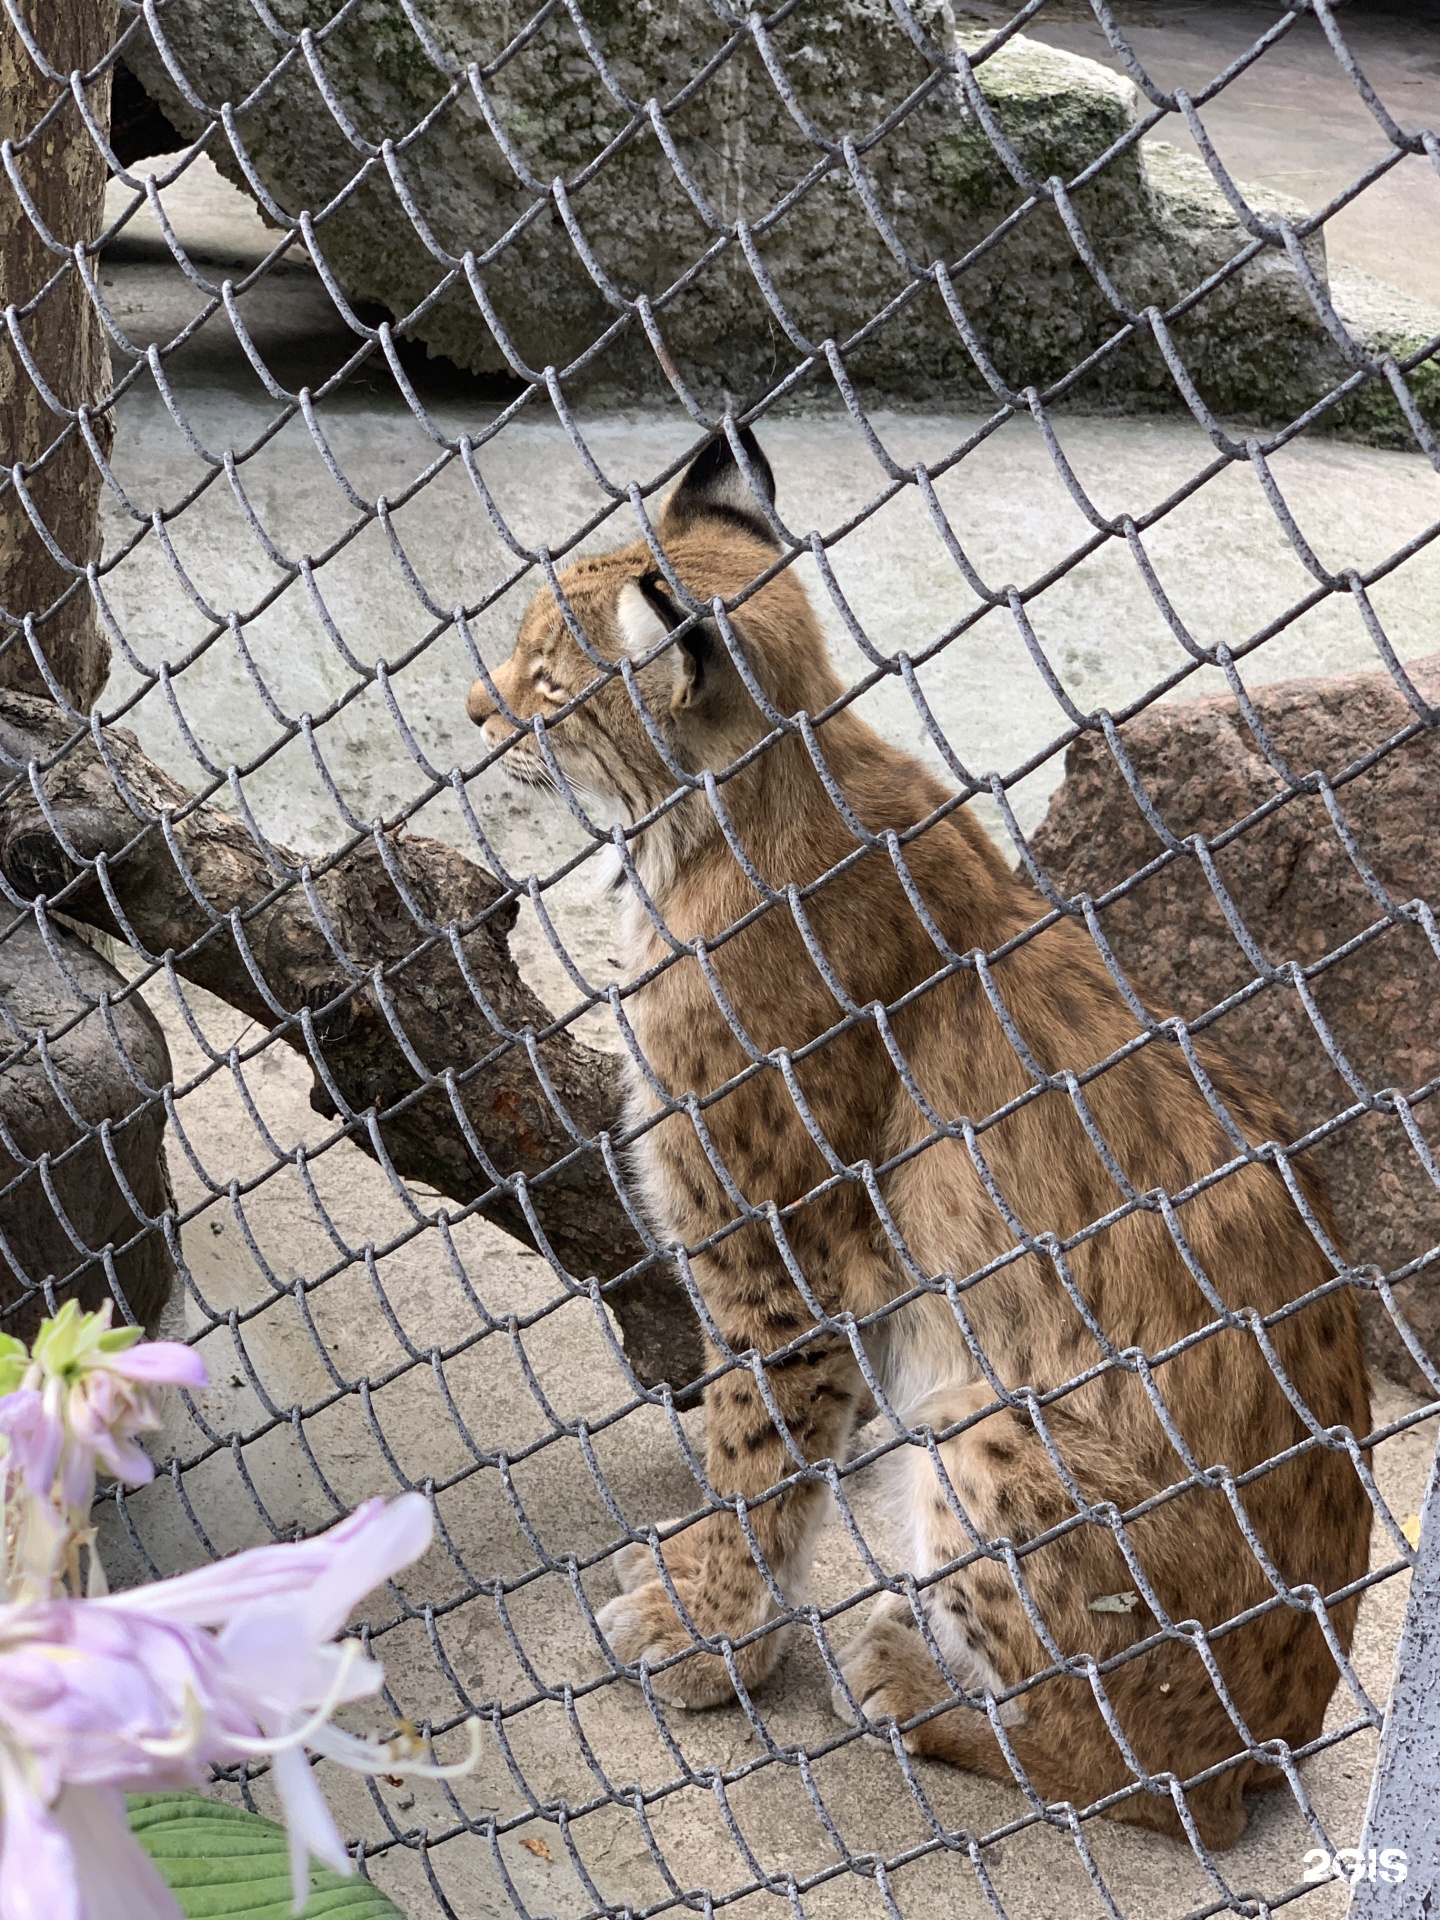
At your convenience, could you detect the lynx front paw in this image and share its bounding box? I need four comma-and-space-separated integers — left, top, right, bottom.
596, 1563, 784, 1710
595, 1578, 736, 1708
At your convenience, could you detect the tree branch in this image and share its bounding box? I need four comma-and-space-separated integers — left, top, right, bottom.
0, 691, 705, 1389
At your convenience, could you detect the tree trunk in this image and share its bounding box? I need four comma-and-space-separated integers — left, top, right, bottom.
0, 911, 175, 1341
0, 691, 707, 1389
0, 3, 177, 1340
0, 0, 117, 710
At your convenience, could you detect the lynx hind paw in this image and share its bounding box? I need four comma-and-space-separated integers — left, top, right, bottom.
831, 1610, 915, 1726
831, 1602, 1025, 1739
612, 1540, 659, 1594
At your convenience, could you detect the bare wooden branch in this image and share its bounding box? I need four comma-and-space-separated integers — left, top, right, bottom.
0, 691, 706, 1388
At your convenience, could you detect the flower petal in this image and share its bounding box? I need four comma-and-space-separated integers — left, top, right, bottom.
103, 1521, 382, 1626
91, 1433, 157, 1491
216, 1613, 383, 1723
11, 1493, 67, 1600
271, 1745, 353, 1915
108, 1496, 431, 1633
0, 1388, 61, 1495
297, 1495, 433, 1642
0, 1748, 80, 1920
103, 1344, 208, 1389
59, 1442, 97, 1513
0, 1600, 251, 1791
60, 1785, 186, 1920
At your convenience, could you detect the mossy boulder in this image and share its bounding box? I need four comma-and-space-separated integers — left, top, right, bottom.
126, 3, 1437, 431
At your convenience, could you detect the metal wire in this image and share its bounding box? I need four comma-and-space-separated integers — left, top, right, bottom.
2, 1, 1439, 1915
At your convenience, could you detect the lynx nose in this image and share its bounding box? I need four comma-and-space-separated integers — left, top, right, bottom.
466, 677, 497, 727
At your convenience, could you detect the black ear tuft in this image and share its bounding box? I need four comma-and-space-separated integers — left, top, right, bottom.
661, 427, 778, 548
637, 571, 682, 631
638, 571, 714, 699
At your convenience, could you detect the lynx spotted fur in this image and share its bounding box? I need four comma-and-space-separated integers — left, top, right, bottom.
466, 431, 1370, 1850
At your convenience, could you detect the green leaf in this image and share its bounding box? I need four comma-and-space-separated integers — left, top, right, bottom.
96, 1324, 146, 1352
127, 1794, 407, 1920
0, 1331, 29, 1395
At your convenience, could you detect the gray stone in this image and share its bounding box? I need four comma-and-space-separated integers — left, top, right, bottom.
1030, 655, 1440, 1393
124, 5, 1440, 428
1327, 267, 1440, 450
0, 915, 175, 1340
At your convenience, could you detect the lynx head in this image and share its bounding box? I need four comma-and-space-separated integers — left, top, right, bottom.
465, 430, 841, 834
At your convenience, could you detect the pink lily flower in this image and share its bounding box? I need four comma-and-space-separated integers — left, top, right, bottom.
0, 1388, 61, 1498
0, 1388, 69, 1603
0, 1494, 467, 1920
18, 1303, 208, 1516
0, 1601, 253, 1920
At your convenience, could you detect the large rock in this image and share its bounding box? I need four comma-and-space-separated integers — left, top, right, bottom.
1031, 658, 1440, 1392
0, 916, 175, 1340
124, 5, 1439, 430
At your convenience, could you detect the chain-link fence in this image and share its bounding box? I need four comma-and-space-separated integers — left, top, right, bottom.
3, 1, 1440, 1915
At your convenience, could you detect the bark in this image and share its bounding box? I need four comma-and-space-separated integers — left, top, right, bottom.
0, 0, 117, 710
0, 912, 174, 1339
0, 6, 178, 1338
0, 690, 706, 1389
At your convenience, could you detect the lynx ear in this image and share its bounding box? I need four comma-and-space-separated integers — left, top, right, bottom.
616, 574, 719, 712
660, 427, 778, 548
616, 576, 674, 659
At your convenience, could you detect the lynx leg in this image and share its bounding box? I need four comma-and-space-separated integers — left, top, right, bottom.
831, 1382, 1256, 1850
598, 1258, 865, 1707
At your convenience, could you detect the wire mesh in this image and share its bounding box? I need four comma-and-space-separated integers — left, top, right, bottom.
2, 1, 1440, 1916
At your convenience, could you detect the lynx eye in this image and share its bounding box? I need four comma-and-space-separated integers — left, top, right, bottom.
531, 670, 564, 703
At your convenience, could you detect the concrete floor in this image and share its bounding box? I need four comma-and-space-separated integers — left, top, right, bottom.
85, 9, 1440, 1919
101, 970, 1437, 1920
1017, 0, 1440, 312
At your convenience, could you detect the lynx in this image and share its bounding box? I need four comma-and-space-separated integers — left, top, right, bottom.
466, 430, 1370, 1849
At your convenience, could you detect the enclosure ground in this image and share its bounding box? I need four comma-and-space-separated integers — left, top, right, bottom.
101, 962, 1435, 1920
